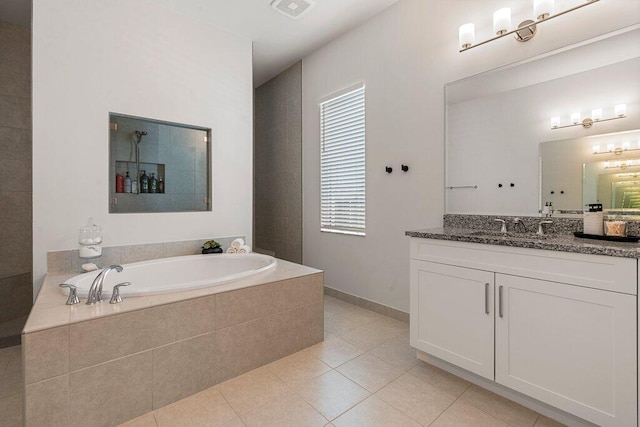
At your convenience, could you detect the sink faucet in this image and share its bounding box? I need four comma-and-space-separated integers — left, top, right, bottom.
87, 265, 123, 305
537, 220, 553, 236
494, 218, 507, 233
513, 218, 529, 233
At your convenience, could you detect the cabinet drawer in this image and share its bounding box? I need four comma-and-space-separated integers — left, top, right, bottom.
410, 238, 637, 295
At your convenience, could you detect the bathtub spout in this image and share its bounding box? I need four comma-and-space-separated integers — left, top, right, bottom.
86, 265, 123, 304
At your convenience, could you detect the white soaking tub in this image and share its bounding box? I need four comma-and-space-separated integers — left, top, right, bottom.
62, 253, 277, 298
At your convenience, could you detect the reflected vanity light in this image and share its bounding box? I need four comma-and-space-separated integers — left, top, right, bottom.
551, 104, 627, 130
458, 0, 598, 52
571, 112, 581, 124
604, 159, 640, 169
594, 139, 639, 156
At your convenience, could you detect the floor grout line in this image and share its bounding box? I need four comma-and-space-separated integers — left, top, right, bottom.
426, 383, 472, 426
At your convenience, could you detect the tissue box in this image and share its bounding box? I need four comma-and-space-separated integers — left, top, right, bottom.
604, 220, 627, 237
584, 211, 603, 235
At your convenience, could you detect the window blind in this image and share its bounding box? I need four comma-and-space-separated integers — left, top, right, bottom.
320, 85, 366, 236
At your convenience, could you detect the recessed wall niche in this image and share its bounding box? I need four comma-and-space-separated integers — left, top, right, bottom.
109, 113, 211, 213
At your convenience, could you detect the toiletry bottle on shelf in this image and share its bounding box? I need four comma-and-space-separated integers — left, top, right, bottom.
116, 173, 124, 193
124, 172, 132, 193
158, 176, 164, 193
140, 170, 149, 193
132, 179, 139, 194
149, 173, 157, 193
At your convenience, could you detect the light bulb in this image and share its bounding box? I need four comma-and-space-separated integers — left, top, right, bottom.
607, 143, 615, 152
493, 8, 511, 35
623, 142, 631, 151
550, 116, 560, 128
534, 0, 554, 20
591, 108, 602, 121
615, 104, 627, 117
459, 23, 475, 49
570, 112, 581, 124
604, 161, 610, 168
592, 145, 600, 154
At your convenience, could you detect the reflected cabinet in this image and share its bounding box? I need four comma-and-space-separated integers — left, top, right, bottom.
109, 113, 211, 213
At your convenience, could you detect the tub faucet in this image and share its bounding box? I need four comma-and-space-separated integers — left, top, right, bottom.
87, 265, 123, 305
494, 218, 507, 233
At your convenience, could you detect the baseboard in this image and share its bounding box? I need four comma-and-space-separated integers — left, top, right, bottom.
416, 351, 598, 427
323, 286, 409, 324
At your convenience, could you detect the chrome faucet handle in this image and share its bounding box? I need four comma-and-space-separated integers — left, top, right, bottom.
494, 218, 507, 233
59, 284, 81, 305
87, 264, 124, 305
537, 220, 553, 235
110, 282, 131, 304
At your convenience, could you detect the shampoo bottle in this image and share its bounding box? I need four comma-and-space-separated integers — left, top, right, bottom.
124, 172, 132, 193
149, 173, 157, 193
116, 173, 124, 193
140, 170, 149, 193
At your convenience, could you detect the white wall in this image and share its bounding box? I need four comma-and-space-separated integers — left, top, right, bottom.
302, 0, 640, 312
32, 0, 253, 295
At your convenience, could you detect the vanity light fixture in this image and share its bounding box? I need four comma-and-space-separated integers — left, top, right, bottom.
459, 0, 599, 52
551, 104, 627, 130
604, 159, 640, 169
593, 138, 639, 156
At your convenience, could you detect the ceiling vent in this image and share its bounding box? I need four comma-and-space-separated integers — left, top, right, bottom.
270, 0, 316, 19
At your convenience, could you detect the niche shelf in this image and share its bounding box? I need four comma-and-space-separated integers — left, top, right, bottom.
115, 160, 166, 194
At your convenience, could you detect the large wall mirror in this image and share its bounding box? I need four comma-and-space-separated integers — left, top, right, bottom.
109, 113, 211, 213
445, 27, 640, 217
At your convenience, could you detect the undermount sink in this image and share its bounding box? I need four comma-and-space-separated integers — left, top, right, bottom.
468, 230, 551, 240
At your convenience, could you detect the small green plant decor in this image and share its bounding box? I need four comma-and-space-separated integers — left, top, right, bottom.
202, 240, 223, 254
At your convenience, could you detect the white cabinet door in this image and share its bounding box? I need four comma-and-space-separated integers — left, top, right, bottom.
410, 260, 494, 380
495, 274, 637, 427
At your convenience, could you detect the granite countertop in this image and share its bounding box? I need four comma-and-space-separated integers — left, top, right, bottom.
405, 227, 640, 259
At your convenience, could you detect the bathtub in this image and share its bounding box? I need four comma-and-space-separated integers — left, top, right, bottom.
62, 253, 277, 298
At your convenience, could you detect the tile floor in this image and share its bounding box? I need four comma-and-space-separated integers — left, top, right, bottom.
0, 296, 566, 426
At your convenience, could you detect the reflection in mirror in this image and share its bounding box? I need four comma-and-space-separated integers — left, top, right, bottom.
573, 129, 640, 213
109, 113, 211, 214
541, 130, 640, 212
446, 27, 640, 217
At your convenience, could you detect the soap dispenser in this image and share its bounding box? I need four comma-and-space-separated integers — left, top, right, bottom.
79, 217, 102, 258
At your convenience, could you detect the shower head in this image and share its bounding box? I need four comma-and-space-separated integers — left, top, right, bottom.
134, 130, 147, 144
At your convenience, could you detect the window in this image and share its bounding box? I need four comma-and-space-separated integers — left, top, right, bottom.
320, 84, 366, 236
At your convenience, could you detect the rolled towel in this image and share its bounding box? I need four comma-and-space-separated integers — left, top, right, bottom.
237, 245, 251, 254
226, 247, 238, 254
231, 238, 245, 249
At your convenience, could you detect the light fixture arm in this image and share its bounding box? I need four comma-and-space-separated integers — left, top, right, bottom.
460, 0, 599, 53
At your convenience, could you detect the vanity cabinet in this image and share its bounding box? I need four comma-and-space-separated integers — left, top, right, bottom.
410, 238, 637, 427
410, 261, 494, 380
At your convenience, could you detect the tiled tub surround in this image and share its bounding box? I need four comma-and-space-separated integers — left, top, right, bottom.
408, 214, 640, 258
23, 258, 323, 426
